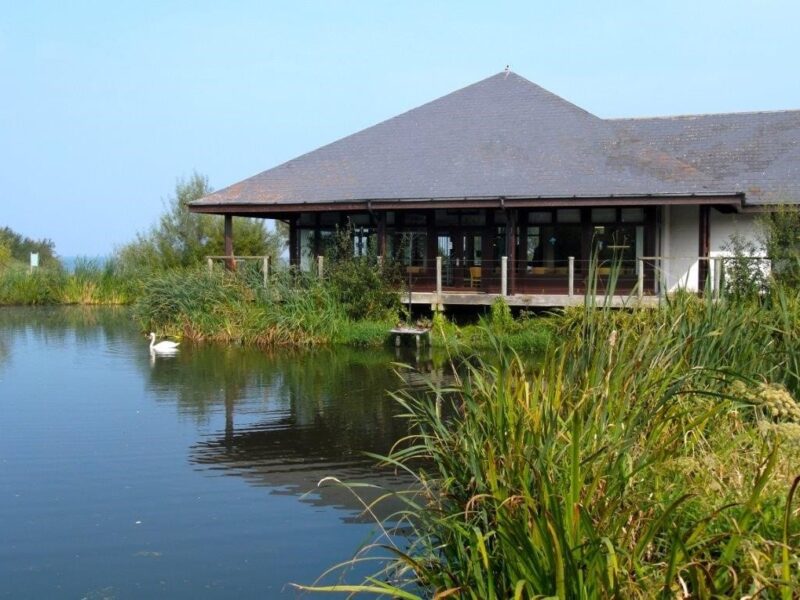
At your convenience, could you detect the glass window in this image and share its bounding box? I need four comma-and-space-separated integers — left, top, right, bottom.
320, 212, 340, 227
462, 234, 482, 266
461, 211, 486, 226
591, 208, 617, 223
352, 226, 374, 256
557, 209, 581, 223
394, 231, 427, 266
300, 229, 315, 271
385, 211, 395, 226
593, 225, 643, 274
298, 213, 315, 226
527, 225, 582, 271
494, 210, 507, 225
349, 213, 370, 226
435, 210, 459, 226
529, 211, 552, 224
621, 208, 645, 223
403, 212, 426, 226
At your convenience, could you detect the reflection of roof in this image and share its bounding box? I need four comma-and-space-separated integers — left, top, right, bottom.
189, 71, 800, 211
191, 422, 416, 519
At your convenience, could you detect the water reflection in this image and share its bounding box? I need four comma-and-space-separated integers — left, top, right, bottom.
1, 307, 460, 596
144, 344, 441, 514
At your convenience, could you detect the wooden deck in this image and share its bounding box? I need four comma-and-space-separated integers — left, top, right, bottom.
409, 291, 661, 308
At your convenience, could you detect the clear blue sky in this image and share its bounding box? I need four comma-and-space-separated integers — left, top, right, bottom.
2, 1, 799, 256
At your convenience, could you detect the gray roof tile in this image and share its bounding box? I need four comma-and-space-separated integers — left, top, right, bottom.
191, 72, 800, 209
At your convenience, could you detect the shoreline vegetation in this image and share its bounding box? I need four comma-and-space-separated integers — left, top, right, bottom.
303, 288, 800, 598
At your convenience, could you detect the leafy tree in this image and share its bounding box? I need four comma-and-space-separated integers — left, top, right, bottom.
116, 172, 285, 269
0, 226, 57, 266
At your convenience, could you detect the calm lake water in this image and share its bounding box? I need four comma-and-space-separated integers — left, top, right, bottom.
0, 307, 431, 598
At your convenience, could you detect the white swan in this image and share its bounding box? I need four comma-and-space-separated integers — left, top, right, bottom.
149, 332, 179, 352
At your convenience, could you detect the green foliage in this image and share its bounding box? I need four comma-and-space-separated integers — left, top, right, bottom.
306, 291, 800, 598
722, 231, 768, 299
324, 226, 403, 321
116, 172, 285, 270
0, 241, 11, 268
0, 226, 57, 267
0, 267, 62, 304
133, 266, 396, 348
762, 204, 800, 288
0, 260, 141, 306
488, 296, 514, 332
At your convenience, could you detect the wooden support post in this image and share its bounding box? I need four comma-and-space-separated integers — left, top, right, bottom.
426, 210, 436, 276
501, 256, 508, 296
435, 256, 442, 299
506, 208, 517, 295
376, 212, 387, 259
207, 257, 213, 274
224, 215, 235, 270
568, 256, 575, 297
483, 209, 495, 292
698, 206, 710, 292
317, 255, 324, 278
289, 217, 299, 267
637, 258, 644, 299
263, 256, 270, 287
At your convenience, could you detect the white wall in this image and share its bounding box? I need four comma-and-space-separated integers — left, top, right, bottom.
661, 207, 765, 292
663, 205, 700, 291
709, 210, 764, 256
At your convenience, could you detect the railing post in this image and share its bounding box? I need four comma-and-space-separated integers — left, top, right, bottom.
713, 257, 722, 300
568, 256, 575, 297
637, 258, 644, 300
317, 255, 324, 279
435, 256, 442, 299
501, 256, 508, 297
263, 256, 270, 287
207, 257, 213, 274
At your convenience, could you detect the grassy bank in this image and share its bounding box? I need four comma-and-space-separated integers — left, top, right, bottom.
132, 266, 398, 348
305, 290, 800, 598
1, 260, 555, 351
0, 260, 143, 305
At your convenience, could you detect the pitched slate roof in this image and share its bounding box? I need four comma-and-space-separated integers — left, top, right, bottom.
191, 72, 800, 210
610, 111, 800, 205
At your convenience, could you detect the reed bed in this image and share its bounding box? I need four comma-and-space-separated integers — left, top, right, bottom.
301, 290, 800, 598
133, 267, 396, 348
0, 259, 141, 305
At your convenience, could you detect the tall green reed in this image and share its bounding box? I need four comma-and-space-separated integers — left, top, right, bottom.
300, 290, 800, 598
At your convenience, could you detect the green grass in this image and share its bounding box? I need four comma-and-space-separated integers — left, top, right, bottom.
0, 259, 142, 306
300, 289, 800, 599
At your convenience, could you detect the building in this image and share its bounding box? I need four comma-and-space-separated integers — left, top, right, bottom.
188, 71, 800, 306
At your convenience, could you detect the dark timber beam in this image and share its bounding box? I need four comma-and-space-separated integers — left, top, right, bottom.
187, 194, 745, 216
698, 205, 710, 291
376, 212, 387, 258
289, 217, 299, 267
224, 214, 235, 270
506, 209, 518, 295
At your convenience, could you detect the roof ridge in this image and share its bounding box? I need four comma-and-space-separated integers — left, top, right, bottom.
609, 108, 800, 122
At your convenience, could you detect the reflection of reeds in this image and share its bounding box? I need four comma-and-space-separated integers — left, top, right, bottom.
300, 288, 800, 598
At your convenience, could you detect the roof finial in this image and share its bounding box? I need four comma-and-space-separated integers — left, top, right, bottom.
504, 65, 510, 78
